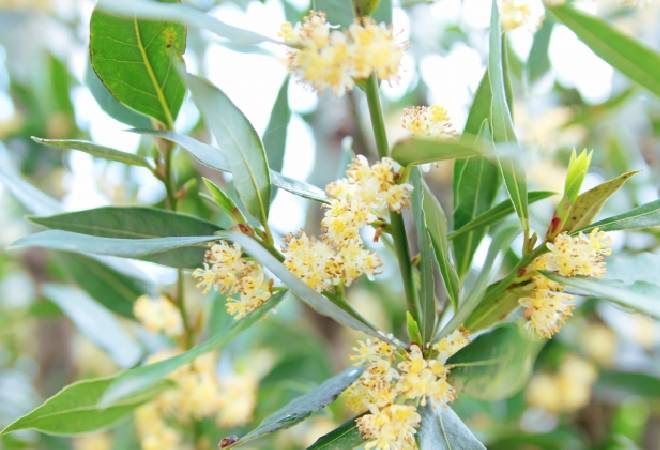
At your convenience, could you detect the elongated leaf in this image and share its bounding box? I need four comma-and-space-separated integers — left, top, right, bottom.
449, 191, 555, 240
418, 404, 485, 450
202, 178, 244, 226
44, 285, 141, 368
453, 71, 501, 278
595, 370, 660, 400
85, 62, 152, 129
29, 206, 220, 268
96, 0, 278, 47
90, 0, 186, 126
527, 18, 553, 83
0, 377, 170, 436
489, 2, 528, 230
263, 77, 290, 173
578, 199, 660, 233
417, 173, 460, 310
547, 4, 660, 97
411, 169, 438, 342
307, 417, 363, 449
186, 74, 271, 225
605, 252, 660, 285
448, 322, 543, 400
313, 0, 354, 27
58, 253, 145, 319
101, 290, 286, 405
133, 129, 328, 203
221, 231, 400, 346
229, 366, 364, 448
32, 137, 152, 168
544, 273, 660, 319
11, 231, 218, 268
563, 171, 637, 232
391, 137, 482, 167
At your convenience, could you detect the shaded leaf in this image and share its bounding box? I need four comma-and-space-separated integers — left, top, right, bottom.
307, 417, 363, 449
90, 0, 186, 126
313, 0, 354, 27
202, 177, 245, 226
578, 199, 660, 233
391, 137, 482, 167
229, 366, 364, 447
563, 171, 637, 232
595, 370, 660, 400
263, 77, 290, 173
44, 285, 141, 368
101, 290, 287, 405
32, 137, 152, 168
418, 404, 485, 450
547, 4, 660, 97
527, 18, 553, 83
448, 322, 543, 400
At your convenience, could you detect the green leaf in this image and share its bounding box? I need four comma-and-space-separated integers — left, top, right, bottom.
543, 273, 660, 320
418, 404, 485, 450
448, 322, 543, 400
411, 169, 439, 341
527, 18, 553, 83
563, 171, 637, 232
547, 4, 660, 97
186, 74, 271, 226
263, 77, 290, 173
202, 177, 245, 226
133, 129, 328, 203
221, 231, 400, 346
29, 207, 220, 268
449, 191, 556, 241
85, 62, 152, 128
0, 377, 171, 436
32, 137, 152, 169
43, 285, 141, 368
96, 0, 278, 47
58, 253, 145, 319
313, 0, 354, 27
391, 137, 482, 167
101, 290, 287, 405
488, 2, 528, 230
578, 199, 660, 233
228, 366, 364, 448
605, 252, 660, 285
11, 231, 219, 268
415, 171, 460, 311
90, 0, 186, 127
372, 0, 392, 25
595, 370, 660, 400
307, 417, 363, 449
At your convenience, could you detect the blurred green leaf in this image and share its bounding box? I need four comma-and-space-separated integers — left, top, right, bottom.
228, 366, 364, 448
527, 18, 553, 83
307, 417, 363, 449
595, 370, 660, 399
29, 206, 220, 268
0, 377, 171, 436
563, 171, 637, 232
263, 77, 291, 174
90, 0, 186, 127
43, 284, 141, 368
313, 0, 354, 27
547, 4, 660, 97
202, 177, 245, 226
448, 322, 543, 400
32, 137, 153, 169
391, 137, 482, 166
186, 74, 271, 226
578, 199, 660, 233
418, 404, 485, 450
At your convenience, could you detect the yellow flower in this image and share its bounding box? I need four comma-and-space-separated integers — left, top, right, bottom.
351, 338, 395, 365
401, 105, 455, 138
133, 295, 183, 337
135, 404, 182, 450
520, 285, 574, 338
216, 373, 258, 427
356, 404, 421, 450
499, 0, 544, 32
434, 329, 470, 363
282, 232, 336, 292
349, 19, 403, 81
397, 346, 455, 406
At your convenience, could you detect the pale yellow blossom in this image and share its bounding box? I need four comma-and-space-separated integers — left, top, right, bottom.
133, 295, 183, 337
356, 404, 421, 450
401, 105, 455, 138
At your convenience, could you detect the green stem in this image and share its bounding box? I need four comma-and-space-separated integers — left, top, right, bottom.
364, 74, 418, 322
176, 268, 193, 349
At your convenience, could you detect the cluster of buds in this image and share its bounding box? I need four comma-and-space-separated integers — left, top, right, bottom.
283, 156, 412, 292
347, 330, 470, 449
193, 240, 272, 320
280, 12, 404, 95
401, 105, 455, 139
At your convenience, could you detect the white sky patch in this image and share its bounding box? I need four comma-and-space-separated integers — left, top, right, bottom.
269, 190, 307, 233
282, 115, 316, 181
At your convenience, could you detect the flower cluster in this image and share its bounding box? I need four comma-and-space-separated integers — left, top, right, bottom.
499, 0, 544, 32
526, 354, 597, 413
193, 240, 272, 320
347, 331, 470, 449
283, 156, 412, 292
520, 229, 612, 337
280, 12, 403, 95
133, 295, 183, 337
401, 105, 455, 138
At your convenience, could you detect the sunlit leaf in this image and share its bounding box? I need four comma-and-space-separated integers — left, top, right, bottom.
391, 137, 482, 166
578, 199, 660, 233
32, 137, 152, 168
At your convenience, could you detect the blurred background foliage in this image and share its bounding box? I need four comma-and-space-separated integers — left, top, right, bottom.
0, 0, 658, 449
